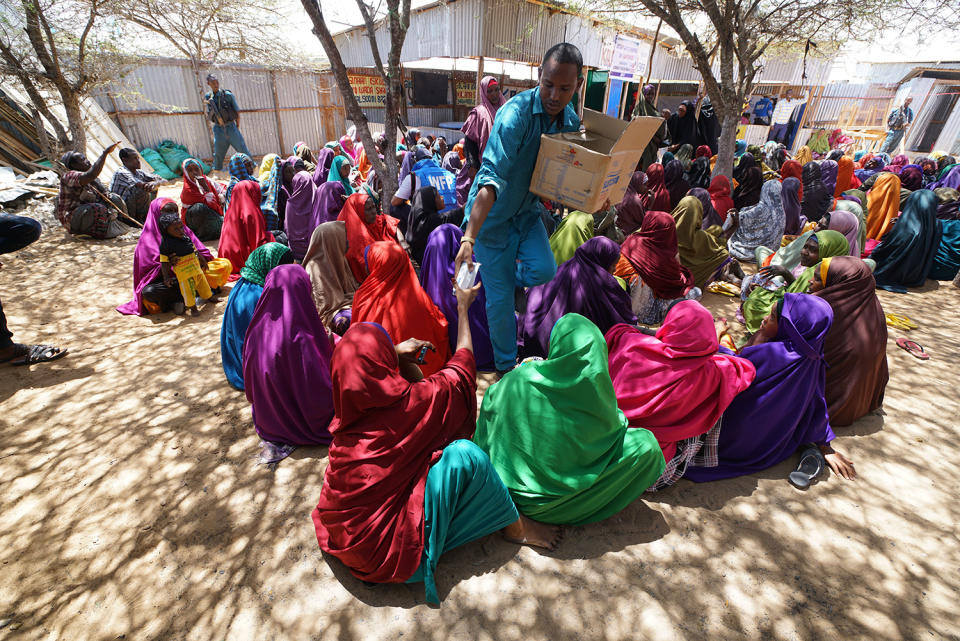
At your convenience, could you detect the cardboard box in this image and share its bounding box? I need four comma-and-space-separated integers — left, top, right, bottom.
529, 110, 663, 212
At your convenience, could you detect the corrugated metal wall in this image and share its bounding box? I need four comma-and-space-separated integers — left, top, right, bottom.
332, 0, 832, 88
94, 59, 346, 161
807, 83, 895, 129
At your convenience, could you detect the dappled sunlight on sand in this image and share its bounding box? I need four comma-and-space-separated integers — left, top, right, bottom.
1, 204, 958, 639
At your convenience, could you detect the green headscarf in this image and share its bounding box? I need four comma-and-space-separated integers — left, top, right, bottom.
474, 313, 665, 526
327, 155, 355, 195
239, 242, 293, 286
548, 210, 594, 265
672, 195, 730, 289
741, 230, 849, 334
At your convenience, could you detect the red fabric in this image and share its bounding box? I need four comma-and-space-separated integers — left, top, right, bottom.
620, 211, 694, 300
695, 145, 712, 158
337, 192, 401, 283
351, 241, 451, 377
641, 163, 671, 212
179, 170, 224, 217
313, 323, 477, 584
780, 160, 803, 200
605, 301, 755, 461
216, 181, 274, 279
707, 175, 734, 222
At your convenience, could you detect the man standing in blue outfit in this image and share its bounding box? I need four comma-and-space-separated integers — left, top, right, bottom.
204, 74, 251, 171
455, 43, 584, 376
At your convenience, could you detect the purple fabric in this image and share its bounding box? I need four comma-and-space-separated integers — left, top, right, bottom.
689, 187, 722, 229
899, 165, 923, 191
313, 148, 335, 186
242, 264, 334, 446
284, 171, 319, 261
519, 236, 637, 358
819, 160, 838, 195
931, 166, 960, 190
685, 293, 836, 482
117, 198, 212, 315
418, 223, 495, 370
315, 181, 346, 225
455, 162, 473, 207
664, 159, 690, 209
781, 177, 803, 235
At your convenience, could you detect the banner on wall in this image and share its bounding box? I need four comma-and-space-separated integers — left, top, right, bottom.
455, 81, 476, 106
609, 34, 651, 83
349, 74, 386, 107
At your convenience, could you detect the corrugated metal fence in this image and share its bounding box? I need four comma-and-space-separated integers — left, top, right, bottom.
93, 59, 346, 161
807, 83, 896, 129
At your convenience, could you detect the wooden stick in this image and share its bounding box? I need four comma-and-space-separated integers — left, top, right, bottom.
88, 183, 144, 228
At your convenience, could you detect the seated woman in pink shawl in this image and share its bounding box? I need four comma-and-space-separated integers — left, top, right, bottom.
605, 300, 756, 490
116, 198, 230, 315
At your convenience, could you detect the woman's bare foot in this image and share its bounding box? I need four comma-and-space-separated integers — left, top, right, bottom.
503, 514, 563, 551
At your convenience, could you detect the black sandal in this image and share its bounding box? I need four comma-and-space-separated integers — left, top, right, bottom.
9, 344, 68, 366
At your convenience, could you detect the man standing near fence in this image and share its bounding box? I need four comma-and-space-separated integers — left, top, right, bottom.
204, 74, 251, 171
767, 89, 797, 144
880, 96, 914, 155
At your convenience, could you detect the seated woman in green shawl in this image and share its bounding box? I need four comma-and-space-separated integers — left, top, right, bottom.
473, 313, 666, 526
740, 230, 849, 334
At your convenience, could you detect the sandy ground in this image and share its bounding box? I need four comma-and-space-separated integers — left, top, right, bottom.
1, 195, 958, 641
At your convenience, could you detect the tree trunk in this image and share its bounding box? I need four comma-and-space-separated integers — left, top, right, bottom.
299, 0, 402, 204
58, 87, 87, 153
713, 110, 739, 179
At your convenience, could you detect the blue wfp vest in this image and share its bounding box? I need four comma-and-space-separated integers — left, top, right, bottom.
412, 159, 458, 213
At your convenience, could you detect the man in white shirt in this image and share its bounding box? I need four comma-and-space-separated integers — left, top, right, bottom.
767, 89, 797, 144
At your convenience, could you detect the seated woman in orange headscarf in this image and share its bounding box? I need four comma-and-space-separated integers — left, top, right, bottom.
351, 241, 451, 376
865, 173, 901, 241
337, 192, 402, 282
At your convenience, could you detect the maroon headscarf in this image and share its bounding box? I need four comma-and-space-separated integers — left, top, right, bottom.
621, 210, 694, 299
642, 163, 672, 212
616, 171, 647, 235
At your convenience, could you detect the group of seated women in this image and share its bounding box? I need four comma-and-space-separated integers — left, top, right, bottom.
111, 125, 960, 605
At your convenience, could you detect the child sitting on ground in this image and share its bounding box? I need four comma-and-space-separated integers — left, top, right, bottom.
158, 210, 218, 314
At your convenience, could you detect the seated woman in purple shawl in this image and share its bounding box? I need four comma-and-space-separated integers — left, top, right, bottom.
519, 236, 636, 359
116, 197, 221, 316
419, 224, 495, 371
242, 264, 335, 463
686, 293, 856, 482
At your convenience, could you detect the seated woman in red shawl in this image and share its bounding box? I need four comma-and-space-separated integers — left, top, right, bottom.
179, 159, 224, 241
351, 241, 451, 376
313, 283, 560, 605
217, 181, 275, 280
336, 192, 402, 282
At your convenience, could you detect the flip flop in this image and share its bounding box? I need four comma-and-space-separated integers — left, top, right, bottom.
789, 445, 825, 489
10, 344, 68, 366
896, 338, 929, 360
885, 313, 918, 330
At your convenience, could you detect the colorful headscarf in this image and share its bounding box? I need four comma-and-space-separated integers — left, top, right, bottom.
239, 242, 293, 286
328, 154, 355, 195
225, 153, 255, 211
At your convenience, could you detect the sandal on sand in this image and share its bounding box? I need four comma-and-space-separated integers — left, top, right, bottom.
789, 445, 825, 489
896, 338, 929, 360
885, 313, 918, 330
8, 344, 68, 366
